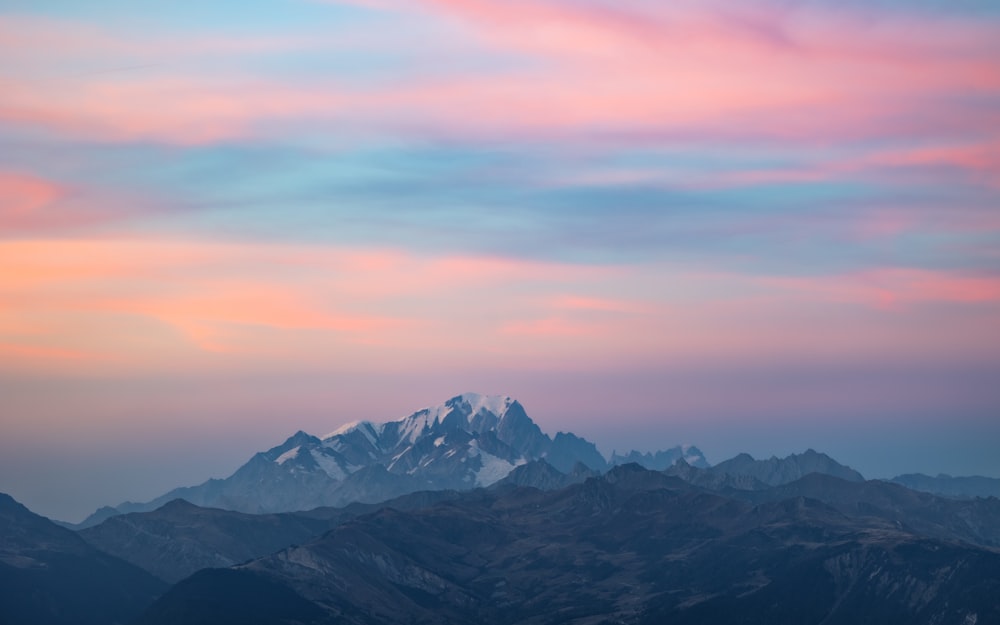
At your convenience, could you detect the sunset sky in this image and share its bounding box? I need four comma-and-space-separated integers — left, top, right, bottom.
2, 0, 999, 521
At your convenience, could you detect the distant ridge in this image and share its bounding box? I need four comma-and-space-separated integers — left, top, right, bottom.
890, 473, 1000, 499
707, 449, 864, 486
610, 445, 709, 470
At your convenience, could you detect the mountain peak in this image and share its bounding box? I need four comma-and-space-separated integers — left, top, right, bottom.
451, 392, 514, 416
156, 499, 201, 514
0, 491, 28, 515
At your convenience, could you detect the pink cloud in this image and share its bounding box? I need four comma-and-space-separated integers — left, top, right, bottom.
1, 75, 347, 145
758, 268, 1000, 310
0, 170, 152, 235
500, 316, 596, 337
384, 0, 1000, 142
3, 4, 998, 146
0, 171, 62, 225
549, 294, 652, 314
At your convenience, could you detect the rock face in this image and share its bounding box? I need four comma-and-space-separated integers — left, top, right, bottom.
0, 493, 165, 625
92, 393, 629, 517
135, 466, 1000, 625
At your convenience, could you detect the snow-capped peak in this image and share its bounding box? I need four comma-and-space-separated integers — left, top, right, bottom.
420, 393, 513, 426
323, 420, 364, 439
322, 420, 381, 454
385, 393, 514, 445
322, 394, 514, 446
459, 392, 513, 418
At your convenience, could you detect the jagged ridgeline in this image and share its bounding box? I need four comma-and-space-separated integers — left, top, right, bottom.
78, 393, 709, 522
132, 465, 1000, 625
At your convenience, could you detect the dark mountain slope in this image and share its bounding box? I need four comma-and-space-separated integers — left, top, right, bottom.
78, 499, 332, 583
135, 568, 326, 625
737, 471, 1000, 549
136, 465, 1000, 625
0, 493, 165, 625
80, 489, 471, 584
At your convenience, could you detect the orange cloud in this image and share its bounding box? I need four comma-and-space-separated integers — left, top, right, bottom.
3, 234, 998, 378
0, 172, 64, 227
0, 342, 90, 362
0, 238, 626, 372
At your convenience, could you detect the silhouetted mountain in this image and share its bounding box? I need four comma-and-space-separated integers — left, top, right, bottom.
135, 466, 1000, 625
891, 473, 1000, 499
708, 449, 864, 485
546, 431, 608, 473
78, 499, 332, 583
489, 458, 597, 491
79, 490, 472, 584
55, 505, 120, 530
610, 444, 709, 469
87, 393, 672, 518
737, 472, 1000, 550
0, 492, 165, 625
665, 458, 771, 491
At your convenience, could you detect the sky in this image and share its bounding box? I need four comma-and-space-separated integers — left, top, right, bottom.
1, 0, 999, 522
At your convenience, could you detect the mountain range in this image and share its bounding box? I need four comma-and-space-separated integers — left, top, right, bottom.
70, 392, 1000, 530
890, 473, 1000, 499
2, 457, 997, 623
133, 464, 1000, 625
5, 392, 999, 624
74, 393, 709, 526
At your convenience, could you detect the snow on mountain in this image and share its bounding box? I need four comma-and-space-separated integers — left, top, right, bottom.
275, 447, 301, 465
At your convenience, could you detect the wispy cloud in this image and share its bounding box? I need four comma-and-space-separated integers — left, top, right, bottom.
4, 3, 998, 145
3, 0, 1000, 521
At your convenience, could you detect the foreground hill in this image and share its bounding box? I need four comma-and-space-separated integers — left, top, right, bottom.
78, 500, 333, 583
0, 493, 165, 625
136, 465, 1000, 625
78, 490, 467, 583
